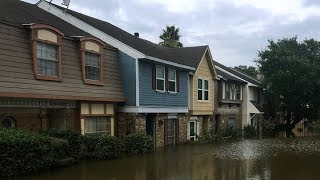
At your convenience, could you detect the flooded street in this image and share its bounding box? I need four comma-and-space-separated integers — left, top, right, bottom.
7, 138, 320, 180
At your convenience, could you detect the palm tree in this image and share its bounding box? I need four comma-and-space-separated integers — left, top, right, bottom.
159, 25, 183, 48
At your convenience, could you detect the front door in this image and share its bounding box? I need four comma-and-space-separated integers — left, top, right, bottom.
188, 120, 200, 141
47, 109, 66, 130
146, 114, 156, 147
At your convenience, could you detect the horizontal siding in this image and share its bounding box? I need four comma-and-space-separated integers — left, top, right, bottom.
0, 23, 125, 101
118, 51, 136, 106
139, 60, 188, 107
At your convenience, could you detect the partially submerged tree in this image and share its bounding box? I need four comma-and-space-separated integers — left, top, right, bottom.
256, 37, 320, 136
234, 65, 259, 79
159, 25, 183, 48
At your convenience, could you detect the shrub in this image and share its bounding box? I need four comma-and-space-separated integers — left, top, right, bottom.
124, 132, 153, 155
0, 128, 53, 176
41, 129, 84, 159
48, 137, 75, 168
82, 133, 122, 160
243, 125, 257, 139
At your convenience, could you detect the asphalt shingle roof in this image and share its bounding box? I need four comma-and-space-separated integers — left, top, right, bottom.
214, 60, 261, 86
51, 3, 208, 69
0, 0, 88, 36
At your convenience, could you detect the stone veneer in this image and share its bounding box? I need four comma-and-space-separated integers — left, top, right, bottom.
116, 113, 146, 136
177, 113, 189, 144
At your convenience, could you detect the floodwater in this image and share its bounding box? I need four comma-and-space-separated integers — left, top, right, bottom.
7, 138, 320, 180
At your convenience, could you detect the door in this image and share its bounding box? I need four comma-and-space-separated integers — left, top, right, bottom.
188, 121, 200, 141
146, 114, 156, 147
166, 118, 175, 145
48, 109, 66, 130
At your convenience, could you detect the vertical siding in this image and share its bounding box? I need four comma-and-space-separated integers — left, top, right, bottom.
118, 51, 136, 106
139, 60, 188, 107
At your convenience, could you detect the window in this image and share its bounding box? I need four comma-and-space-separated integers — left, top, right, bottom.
32, 24, 63, 81
227, 117, 236, 128
85, 52, 101, 80
37, 42, 58, 76
168, 68, 176, 92
84, 116, 111, 134
156, 65, 165, 91
198, 79, 209, 101
225, 82, 241, 100
80, 37, 105, 86
236, 85, 241, 100
1, 116, 16, 128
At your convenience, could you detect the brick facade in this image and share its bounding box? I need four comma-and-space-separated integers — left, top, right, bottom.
0, 107, 78, 131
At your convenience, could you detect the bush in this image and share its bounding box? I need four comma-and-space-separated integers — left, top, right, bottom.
82, 133, 122, 160
243, 125, 257, 139
124, 132, 153, 155
41, 129, 84, 159
0, 128, 53, 176
48, 137, 75, 167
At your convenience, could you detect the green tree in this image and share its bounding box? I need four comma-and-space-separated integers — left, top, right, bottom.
159, 25, 183, 48
256, 37, 320, 137
233, 65, 259, 78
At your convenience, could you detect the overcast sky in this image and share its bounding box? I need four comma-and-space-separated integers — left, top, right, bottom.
23, 0, 320, 67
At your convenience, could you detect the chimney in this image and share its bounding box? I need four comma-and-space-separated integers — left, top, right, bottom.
134, 32, 139, 37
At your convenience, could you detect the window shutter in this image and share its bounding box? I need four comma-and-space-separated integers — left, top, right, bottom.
175, 119, 179, 144
152, 65, 156, 89
165, 67, 169, 91
164, 118, 168, 146
176, 71, 179, 92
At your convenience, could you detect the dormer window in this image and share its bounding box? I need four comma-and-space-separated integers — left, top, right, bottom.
31, 24, 64, 81
80, 37, 105, 86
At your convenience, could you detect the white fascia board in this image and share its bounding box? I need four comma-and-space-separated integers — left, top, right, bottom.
118, 106, 189, 113
38, 0, 144, 59
145, 56, 195, 71
38, 1, 195, 71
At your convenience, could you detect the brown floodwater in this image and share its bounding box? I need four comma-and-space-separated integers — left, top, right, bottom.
5, 138, 320, 180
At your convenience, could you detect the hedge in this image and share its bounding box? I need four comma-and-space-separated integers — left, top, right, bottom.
41, 129, 84, 160
124, 132, 153, 155
82, 133, 122, 160
0, 128, 73, 176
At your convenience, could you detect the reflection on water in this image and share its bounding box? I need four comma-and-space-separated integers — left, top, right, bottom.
7, 138, 320, 180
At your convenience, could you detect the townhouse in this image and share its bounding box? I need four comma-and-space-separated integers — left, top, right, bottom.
0, 0, 125, 135
0, 0, 264, 148
213, 61, 264, 131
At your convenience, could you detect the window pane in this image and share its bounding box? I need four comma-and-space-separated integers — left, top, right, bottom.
85, 117, 96, 133
85, 116, 111, 134
85, 52, 100, 80
190, 122, 195, 136
204, 80, 209, 90
198, 79, 202, 89
204, 91, 209, 100
168, 68, 176, 81
156, 79, 164, 91
156, 66, 164, 79
169, 81, 176, 92
198, 90, 203, 100
37, 42, 58, 76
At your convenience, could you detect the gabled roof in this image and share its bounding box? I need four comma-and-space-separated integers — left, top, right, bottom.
214, 60, 261, 86
0, 0, 88, 36
43, 2, 208, 70
215, 68, 246, 83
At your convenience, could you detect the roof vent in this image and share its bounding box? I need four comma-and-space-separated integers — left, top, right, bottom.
134, 32, 139, 37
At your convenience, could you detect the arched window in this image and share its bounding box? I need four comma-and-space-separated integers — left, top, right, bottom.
1, 116, 16, 128
80, 37, 106, 86
31, 24, 64, 81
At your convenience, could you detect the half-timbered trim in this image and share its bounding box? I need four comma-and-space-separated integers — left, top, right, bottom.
31, 24, 64, 81
80, 37, 106, 86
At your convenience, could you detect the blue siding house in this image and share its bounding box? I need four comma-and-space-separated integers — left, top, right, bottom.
39, 1, 208, 147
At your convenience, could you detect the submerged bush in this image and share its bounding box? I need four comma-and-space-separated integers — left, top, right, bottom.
243, 125, 257, 139
0, 128, 53, 176
124, 132, 153, 155
41, 129, 84, 160
82, 133, 122, 160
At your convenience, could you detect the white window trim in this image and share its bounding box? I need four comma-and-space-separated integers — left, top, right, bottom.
197, 78, 209, 102
156, 65, 166, 92
168, 68, 177, 93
